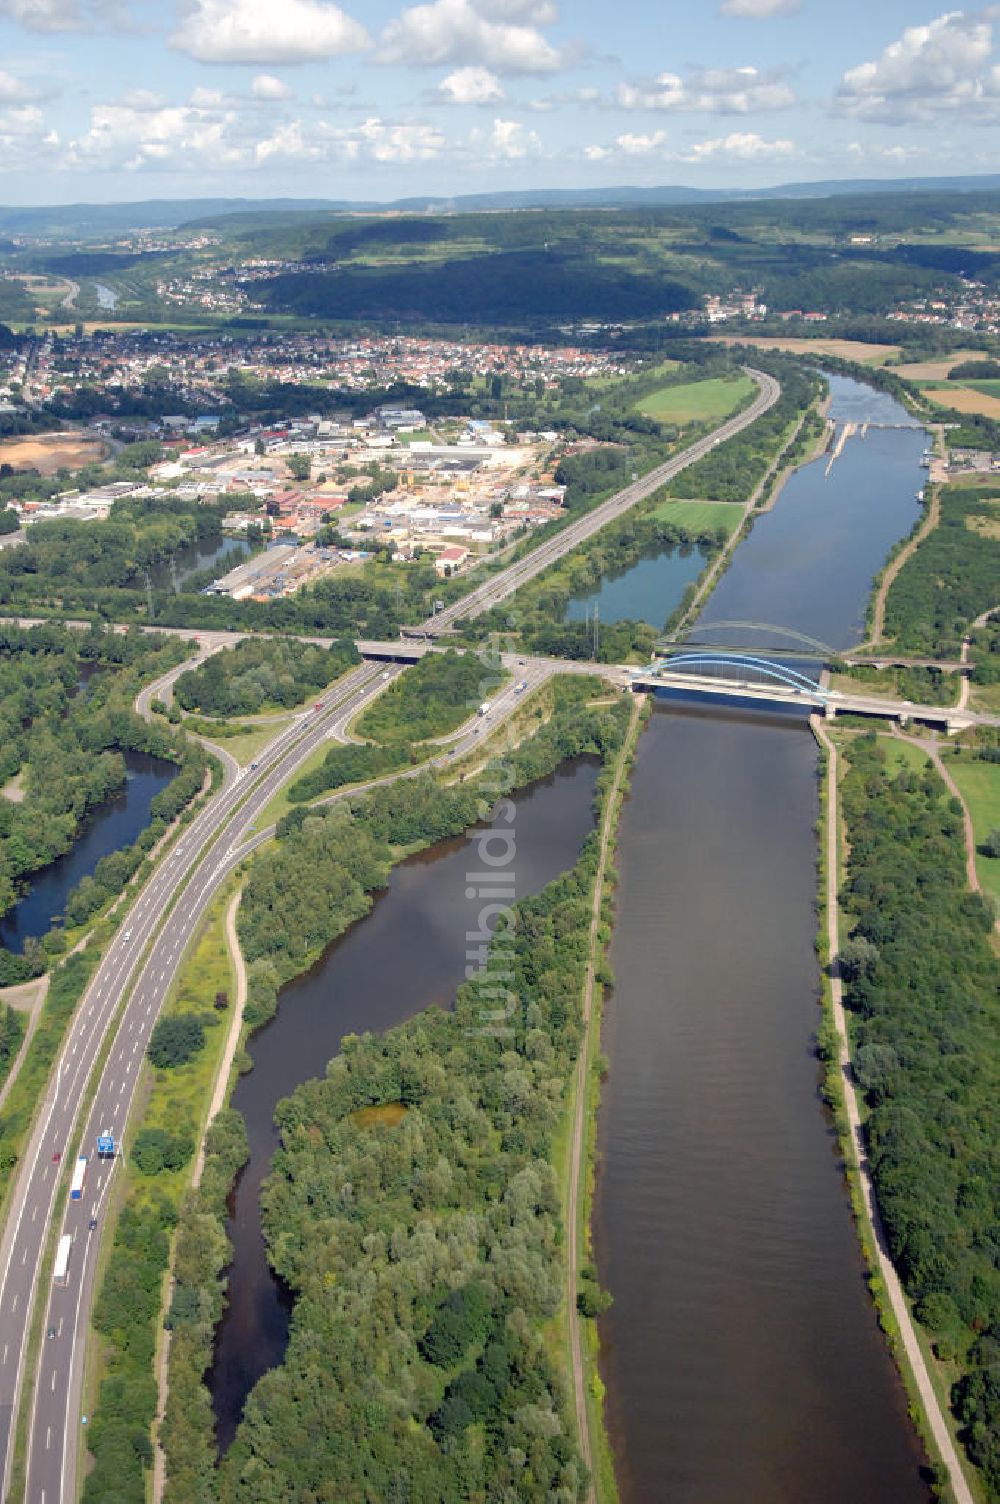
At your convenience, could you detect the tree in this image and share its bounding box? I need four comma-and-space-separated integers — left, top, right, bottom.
254, 437, 266, 456
837, 935, 879, 983
131, 1126, 194, 1174
287, 453, 311, 482
980, 827, 1000, 859
147, 1015, 206, 1069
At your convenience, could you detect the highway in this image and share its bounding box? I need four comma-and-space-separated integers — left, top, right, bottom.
0, 369, 780, 1503
0, 659, 387, 1503
420, 366, 780, 633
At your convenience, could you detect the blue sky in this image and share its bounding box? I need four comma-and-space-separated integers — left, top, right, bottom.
0, 0, 998, 204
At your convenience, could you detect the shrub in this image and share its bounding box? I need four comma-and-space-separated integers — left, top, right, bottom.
147, 1015, 206, 1069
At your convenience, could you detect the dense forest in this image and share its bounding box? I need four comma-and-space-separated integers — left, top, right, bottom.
173, 637, 359, 717
257, 247, 699, 326
0, 622, 209, 982
158, 677, 628, 1502
0, 493, 230, 593
355, 650, 504, 745
837, 735, 1000, 1498
882, 484, 1000, 656
184, 195, 1000, 330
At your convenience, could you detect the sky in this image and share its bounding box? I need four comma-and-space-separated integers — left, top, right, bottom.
0, 0, 999, 205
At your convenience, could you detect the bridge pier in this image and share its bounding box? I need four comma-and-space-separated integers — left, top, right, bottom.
824, 702, 837, 721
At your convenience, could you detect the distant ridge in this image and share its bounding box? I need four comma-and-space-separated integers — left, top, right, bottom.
3, 174, 1000, 235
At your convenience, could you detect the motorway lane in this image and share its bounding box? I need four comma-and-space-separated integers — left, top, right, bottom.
0, 660, 384, 1503
421, 368, 781, 634
25, 659, 390, 1503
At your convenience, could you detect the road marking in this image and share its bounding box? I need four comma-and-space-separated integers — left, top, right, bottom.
2, 1344, 7, 1365
50, 1369, 56, 1392
45, 1426, 51, 1450
31, 1205, 37, 1222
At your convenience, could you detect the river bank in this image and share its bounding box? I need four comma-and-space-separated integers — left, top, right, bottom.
592, 372, 935, 1501
814, 720, 978, 1504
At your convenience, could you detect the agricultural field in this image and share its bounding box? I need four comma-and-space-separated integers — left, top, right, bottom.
894, 349, 998, 380
637, 374, 754, 424
649, 498, 744, 534
921, 384, 1000, 419
0, 433, 110, 474
708, 335, 901, 365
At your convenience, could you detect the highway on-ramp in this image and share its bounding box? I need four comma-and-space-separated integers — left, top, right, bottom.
1, 368, 780, 1503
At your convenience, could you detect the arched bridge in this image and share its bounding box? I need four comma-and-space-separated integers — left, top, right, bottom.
657, 620, 837, 663
658, 652, 831, 698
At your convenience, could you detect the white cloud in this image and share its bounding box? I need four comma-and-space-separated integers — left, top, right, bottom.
0, 69, 36, 103
0, 104, 45, 134
252, 73, 293, 100
255, 119, 322, 161
678, 129, 795, 161
838, 11, 1000, 123
66, 92, 248, 170
171, 0, 371, 64
0, 103, 58, 171
584, 129, 666, 162
343, 116, 446, 161
0, 0, 82, 31
481, 115, 540, 156
379, 0, 562, 74
846, 140, 924, 163
617, 64, 795, 113
472, 0, 557, 20
438, 64, 505, 103
719, 0, 800, 16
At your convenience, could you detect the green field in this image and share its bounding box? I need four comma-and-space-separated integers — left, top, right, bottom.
637, 375, 755, 424
649, 498, 743, 534
946, 755, 1000, 910
924, 380, 1000, 397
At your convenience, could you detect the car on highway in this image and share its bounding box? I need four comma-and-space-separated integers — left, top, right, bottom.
250, 761, 258, 770
51, 1151, 61, 1163
88, 1217, 97, 1230
46, 1326, 55, 1340
314, 701, 324, 710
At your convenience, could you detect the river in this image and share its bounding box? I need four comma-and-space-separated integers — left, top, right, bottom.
210, 759, 602, 1451
566, 543, 709, 630
138, 535, 248, 593
593, 373, 931, 1500
0, 750, 174, 952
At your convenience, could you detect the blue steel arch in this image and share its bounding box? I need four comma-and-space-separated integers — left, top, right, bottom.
649, 652, 830, 698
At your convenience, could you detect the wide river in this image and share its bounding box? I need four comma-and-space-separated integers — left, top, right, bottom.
594, 373, 930, 1500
